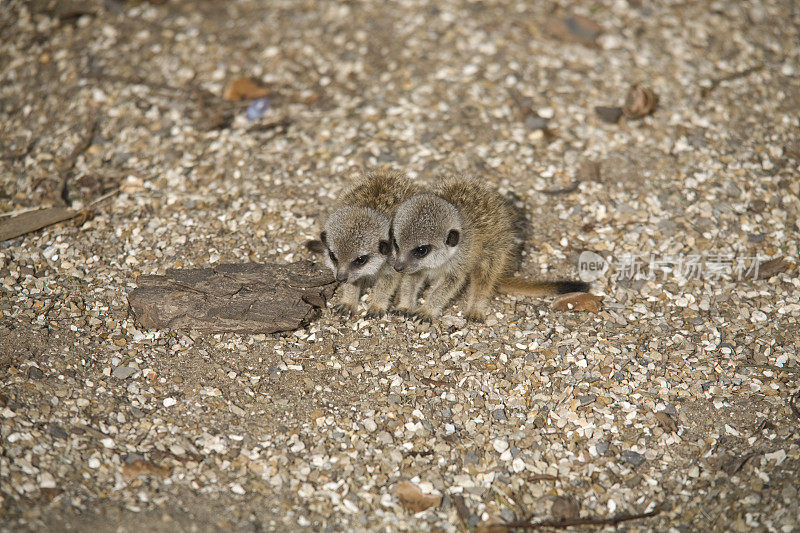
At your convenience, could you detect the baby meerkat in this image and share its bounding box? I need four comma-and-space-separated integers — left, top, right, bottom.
320, 169, 422, 315
391, 176, 588, 321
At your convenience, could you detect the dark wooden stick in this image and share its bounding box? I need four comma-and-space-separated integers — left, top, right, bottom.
505, 504, 663, 530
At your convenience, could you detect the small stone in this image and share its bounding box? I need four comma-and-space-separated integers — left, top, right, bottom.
231, 483, 246, 495
748, 199, 767, 213
499, 508, 516, 523
595, 106, 623, 124
579, 394, 596, 405
748, 233, 765, 243
363, 418, 378, 432
28, 366, 44, 380
112, 366, 137, 380
163, 397, 177, 407
39, 472, 56, 489
47, 424, 68, 440
524, 114, 548, 130
388, 394, 402, 404
621, 450, 645, 467
491, 408, 508, 421
493, 439, 509, 453
88, 457, 100, 469
596, 441, 610, 455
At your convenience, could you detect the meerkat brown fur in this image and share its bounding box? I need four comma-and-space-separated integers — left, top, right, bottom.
320, 169, 422, 315
392, 176, 588, 321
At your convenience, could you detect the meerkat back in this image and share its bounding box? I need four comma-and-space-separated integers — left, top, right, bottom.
339, 169, 421, 215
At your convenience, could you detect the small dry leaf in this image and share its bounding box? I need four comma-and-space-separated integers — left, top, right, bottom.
475, 516, 510, 533
121, 460, 170, 480
576, 161, 601, 182
622, 84, 658, 118
395, 481, 441, 513
552, 292, 603, 313
757, 256, 792, 279
655, 411, 678, 433
223, 77, 270, 101
72, 209, 94, 226
545, 15, 602, 47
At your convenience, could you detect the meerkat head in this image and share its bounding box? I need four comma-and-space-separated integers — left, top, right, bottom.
321, 206, 392, 283
392, 194, 462, 275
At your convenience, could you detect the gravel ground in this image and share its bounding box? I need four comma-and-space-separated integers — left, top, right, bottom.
2, 0, 799, 531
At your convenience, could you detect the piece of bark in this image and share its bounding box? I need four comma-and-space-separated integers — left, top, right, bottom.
129, 262, 336, 334
0, 207, 78, 242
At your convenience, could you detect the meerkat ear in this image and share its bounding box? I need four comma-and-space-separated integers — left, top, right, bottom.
378, 240, 391, 255
446, 229, 460, 247
320, 231, 327, 244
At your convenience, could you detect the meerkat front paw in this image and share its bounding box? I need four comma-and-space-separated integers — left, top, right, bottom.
366, 301, 389, 317
392, 305, 414, 317
365, 307, 387, 319
333, 303, 358, 318
411, 307, 436, 324
465, 310, 486, 323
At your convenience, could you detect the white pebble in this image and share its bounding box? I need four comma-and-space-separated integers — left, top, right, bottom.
163, 397, 177, 407
39, 472, 56, 489
493, 439, 509, 453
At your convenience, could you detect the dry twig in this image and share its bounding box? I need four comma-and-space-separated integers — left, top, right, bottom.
505, 504, 663, 530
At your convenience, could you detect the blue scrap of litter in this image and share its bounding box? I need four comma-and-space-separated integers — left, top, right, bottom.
246, 98, 271, 121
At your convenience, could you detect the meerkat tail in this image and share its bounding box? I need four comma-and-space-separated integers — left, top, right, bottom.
496, 277, 590, 297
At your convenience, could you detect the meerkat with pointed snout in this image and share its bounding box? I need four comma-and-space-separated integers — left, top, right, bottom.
391, 176, 588, 321
320, 169, 422, 316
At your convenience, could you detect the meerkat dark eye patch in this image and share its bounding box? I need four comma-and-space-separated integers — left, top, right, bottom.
352, 255, 369, 266
446, 229, 460, 247
413, 245, 430, 258
328, 251, 337, 263
320, 231, 327, 244
379, 240, 391, 255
